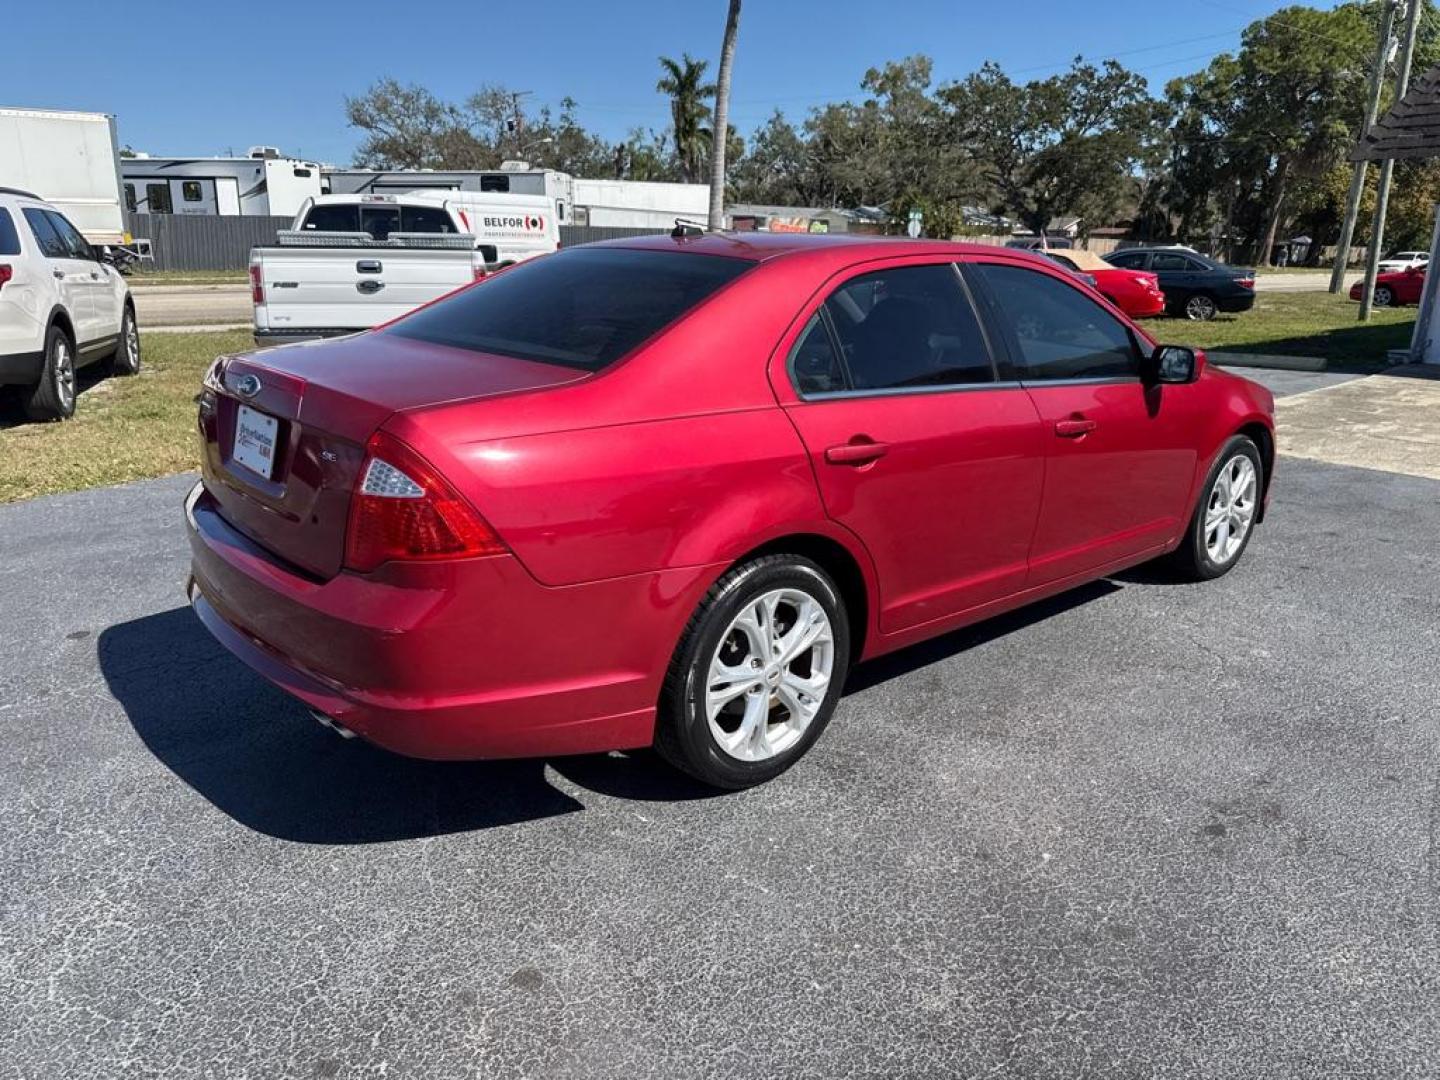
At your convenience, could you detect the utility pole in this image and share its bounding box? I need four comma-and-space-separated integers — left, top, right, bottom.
1330, 0, 1398, 293
1360, 0, 1423, 321
507, 90, 532, 159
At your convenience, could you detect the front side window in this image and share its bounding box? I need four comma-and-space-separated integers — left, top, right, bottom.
820, 265, 994, 391
182, 181, 204, 203
972, 262, 1139, 380
124, 184, 137, 213
146, 183, 173, 214
21, 208, 68, 259
389, 247, 751, 370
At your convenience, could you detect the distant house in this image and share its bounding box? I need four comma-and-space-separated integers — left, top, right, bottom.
727, 204, 884, 235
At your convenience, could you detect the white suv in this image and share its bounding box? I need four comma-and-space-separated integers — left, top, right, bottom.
0, 187, 139, 420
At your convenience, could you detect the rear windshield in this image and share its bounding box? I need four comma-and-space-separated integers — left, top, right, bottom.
387, 247, 752, 370
0, 209, 19, 256
300, 204, 457, 238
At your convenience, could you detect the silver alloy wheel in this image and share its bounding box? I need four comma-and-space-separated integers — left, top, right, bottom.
124, 314, 140, 368
54, 338, 74, 410
1204, 453, 1257, 565
705, 587, 835, 762
1185, 294, 1218, 321
1374, 285, 1394, 307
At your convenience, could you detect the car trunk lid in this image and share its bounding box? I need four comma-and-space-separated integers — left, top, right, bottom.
197, 331, 589, 579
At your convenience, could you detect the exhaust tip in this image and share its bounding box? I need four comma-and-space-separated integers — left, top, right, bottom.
310, 709, 357, 739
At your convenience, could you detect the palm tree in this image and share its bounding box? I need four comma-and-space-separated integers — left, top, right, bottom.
657, 53, 716, 184
708, 1, 743, 228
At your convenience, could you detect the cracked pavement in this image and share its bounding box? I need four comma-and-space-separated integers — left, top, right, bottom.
2, 369, 1438, 1078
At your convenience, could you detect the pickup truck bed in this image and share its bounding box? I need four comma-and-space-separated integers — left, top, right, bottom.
250, 232, 486, 345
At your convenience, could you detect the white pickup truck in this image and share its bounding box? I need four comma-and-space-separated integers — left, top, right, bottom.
249, 192, 558, 345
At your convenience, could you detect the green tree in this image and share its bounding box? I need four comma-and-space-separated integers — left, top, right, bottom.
656, 53, 717, 183
708, 0, 743, 227
939, 58, 1162, 238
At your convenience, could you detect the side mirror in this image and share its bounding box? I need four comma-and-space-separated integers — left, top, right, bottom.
1145, 344, 1202, 384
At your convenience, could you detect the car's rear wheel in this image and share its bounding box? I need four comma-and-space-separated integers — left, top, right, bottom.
1172, 435, 1263, 580
655, 555, 851, 789
23, 325, 76, 421
1374, 285, 1394, 307
106, 305, 141, 376
1183, 293, 1219, 321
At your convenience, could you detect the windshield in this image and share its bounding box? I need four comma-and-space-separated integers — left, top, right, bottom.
387, 247, 752, 370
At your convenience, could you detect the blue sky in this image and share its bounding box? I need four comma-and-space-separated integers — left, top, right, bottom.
4, 0, 1300, 165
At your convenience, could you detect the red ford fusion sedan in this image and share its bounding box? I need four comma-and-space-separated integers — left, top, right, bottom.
1043, 249, 1167, 319
186, 233, 1275, 789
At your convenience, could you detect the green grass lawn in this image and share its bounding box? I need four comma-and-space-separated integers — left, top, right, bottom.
0, 330, 253, 503
1158, 291, 1413, 367
127, 270, 249, 286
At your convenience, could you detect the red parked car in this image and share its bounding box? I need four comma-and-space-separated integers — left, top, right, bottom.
1044, 248, 1166, 318
186, 234, 1275, 789
1349, 266, 1425, 306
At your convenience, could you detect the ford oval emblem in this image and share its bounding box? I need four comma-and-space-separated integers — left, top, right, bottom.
234, 374, 262, 399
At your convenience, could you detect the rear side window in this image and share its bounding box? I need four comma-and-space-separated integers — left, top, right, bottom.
1152, 252, 1201, 272
400, 205, 455, 233
22, 208, 68, 258
480, 175, 510, 192
822, 265, 994, 390
972, 262, 1139, 380
182, 181, 204, 203
0, 209, 20, 255
46, 212, 92, 259
302, 204, 360, 231
389, 248, 751, 370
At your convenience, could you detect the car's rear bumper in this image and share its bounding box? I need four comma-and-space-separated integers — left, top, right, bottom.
1124, 294, 1166, 318
184, 480, 715, 760
1220, 293, 1256, 313
0, 349, 43, 386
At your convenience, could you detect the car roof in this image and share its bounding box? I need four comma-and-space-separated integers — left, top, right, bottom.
584, 230, 1044, 264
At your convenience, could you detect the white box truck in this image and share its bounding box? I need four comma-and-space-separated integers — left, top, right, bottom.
0, 106, 148, 266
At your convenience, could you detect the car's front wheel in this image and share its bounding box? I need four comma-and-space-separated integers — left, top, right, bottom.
23, 325, 76, 421
1172, 435, 1263, 580
656, 555, 851, 789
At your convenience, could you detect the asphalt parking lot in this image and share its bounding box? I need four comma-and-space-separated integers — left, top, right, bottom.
3, 368, 1438, 1078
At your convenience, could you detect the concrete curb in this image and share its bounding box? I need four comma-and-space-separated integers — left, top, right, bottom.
1207, 351, 1333, 373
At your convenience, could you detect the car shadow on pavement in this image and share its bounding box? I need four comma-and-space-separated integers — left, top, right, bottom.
98, 606, 719, 845
844, 579, 1122, 695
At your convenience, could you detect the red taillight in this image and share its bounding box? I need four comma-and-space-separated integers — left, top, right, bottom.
0, 264, 12, 290
343, 431, 506, 572
1236, 277, 1255, 290
249, 261, 264, 305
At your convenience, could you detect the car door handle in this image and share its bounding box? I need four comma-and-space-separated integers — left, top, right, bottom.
53, 269, 64, 280
356, 280, 385, 295
825, 440, 889, 465
1054, 418, 1098, 438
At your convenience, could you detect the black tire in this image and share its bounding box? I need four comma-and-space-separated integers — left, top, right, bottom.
106, 304, 141, 376
1171, 435, 1263, 581
1373, 285, 1394, 308
1182, 292, 1219, 321
23, 324, 77, 422
655, 555, 851, 789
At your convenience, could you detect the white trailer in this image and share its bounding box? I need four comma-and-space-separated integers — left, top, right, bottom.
572, 178, 710, 229
121, 151, 322, 218
324, 166, 576, 225
0, 106, 134, 247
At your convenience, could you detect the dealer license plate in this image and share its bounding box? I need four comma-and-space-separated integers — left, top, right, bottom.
233, 405, 279, 480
